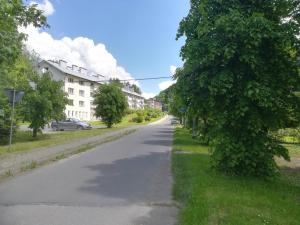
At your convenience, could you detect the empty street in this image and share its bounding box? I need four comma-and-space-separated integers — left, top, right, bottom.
0, 118, 176, 225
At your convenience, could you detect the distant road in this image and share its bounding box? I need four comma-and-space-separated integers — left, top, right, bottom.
0, 117, 176, 225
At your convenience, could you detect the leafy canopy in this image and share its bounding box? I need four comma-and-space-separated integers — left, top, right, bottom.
176, 0, 300, 177
93, 84, 128, 128
22, 69, 68, 137
0, 1, 47, 141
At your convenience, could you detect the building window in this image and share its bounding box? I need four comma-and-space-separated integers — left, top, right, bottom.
79, 80, 84, 86
79, 90, 85, 97
79, 101, 85, 107
68, 99, 74, 106
42, 67, 49, 73
68, 88, 74, 95
68, 78, 74, 83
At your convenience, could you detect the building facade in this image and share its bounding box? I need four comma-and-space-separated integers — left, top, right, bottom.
145, 98, 162, 111
38, 59, 144, 121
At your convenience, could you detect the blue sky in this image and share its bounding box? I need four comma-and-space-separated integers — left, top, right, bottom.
24, 0, 189, 97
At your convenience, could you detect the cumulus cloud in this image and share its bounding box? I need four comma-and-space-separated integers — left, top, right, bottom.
142, 92, 156, 99
30, 0, 55, 16
19, 25, 136, 83
158, 80, 176, 91
170, 65, 177, 75
157, 65, 177, 91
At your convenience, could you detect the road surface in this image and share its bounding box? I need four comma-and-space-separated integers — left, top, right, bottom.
0, 117, 176, 225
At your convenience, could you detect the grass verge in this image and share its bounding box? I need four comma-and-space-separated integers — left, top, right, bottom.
172, 128, 300, 225
0, 127, 123, 155
0, 114, 165, 155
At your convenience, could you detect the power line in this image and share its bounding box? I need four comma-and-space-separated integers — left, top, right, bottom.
108, 76, 172, 82
68, 76, 173, 82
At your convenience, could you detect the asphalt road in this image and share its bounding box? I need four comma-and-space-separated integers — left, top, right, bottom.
0, 117, 176, 225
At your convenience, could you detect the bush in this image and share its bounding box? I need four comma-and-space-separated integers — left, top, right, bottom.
136, 110, 146, 117
132, 115, 144, 123
124, 108, 135, 115
145, 116, 151, 121
273, 128, 300, 144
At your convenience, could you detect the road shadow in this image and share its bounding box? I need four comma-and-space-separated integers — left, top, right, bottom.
152, 134, 173, 138
142, 139, 173, 147
157, 130, 174, 134
78, 151, 171, 204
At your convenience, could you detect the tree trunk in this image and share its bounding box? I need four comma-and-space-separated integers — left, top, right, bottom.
33, 128, 38, 138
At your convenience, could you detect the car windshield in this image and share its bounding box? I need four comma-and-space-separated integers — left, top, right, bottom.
70, 118, 80, 122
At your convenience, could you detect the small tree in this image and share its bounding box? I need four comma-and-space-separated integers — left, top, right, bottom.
93, 84, 128, 128
23, 73, 68, 137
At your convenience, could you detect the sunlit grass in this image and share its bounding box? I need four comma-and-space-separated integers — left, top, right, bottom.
172, 128, 300, 225
0, 127, 122, 155
0, 113, 165, 155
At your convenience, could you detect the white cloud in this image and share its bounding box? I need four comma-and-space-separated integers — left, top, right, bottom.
157, 65, 177, 91
19, 25, 136, 83
30, 0, 55, 16
142, 92, 156, 99
158, 80, 176, 91
170, 65, 177, 75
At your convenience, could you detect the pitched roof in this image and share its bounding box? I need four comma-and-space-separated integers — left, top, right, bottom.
41, 60, 144, 98
42, 60, 105, 83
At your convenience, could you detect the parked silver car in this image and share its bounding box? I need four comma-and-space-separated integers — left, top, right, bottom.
51, 118, 92, 131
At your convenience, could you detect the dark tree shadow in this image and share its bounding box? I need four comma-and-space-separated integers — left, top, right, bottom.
142, 139, 173, 147
78, 151, 171, 204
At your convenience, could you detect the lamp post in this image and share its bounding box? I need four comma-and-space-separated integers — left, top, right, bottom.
4, 89, 24, 150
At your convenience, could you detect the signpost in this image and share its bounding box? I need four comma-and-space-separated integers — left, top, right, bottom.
4, 89, 25, 151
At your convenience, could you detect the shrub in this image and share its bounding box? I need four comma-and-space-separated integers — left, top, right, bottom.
132, 115, 144, 123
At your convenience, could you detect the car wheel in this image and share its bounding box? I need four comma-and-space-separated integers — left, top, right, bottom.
77, 126, 83, 130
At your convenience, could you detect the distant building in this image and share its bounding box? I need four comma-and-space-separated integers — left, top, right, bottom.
145, 98, 162, 111
38, 59, 144, 121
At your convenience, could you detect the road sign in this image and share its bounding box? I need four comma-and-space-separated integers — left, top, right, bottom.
4, 89, 25, 104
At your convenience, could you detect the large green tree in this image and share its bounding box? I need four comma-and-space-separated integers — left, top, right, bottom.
177, 0, 300, 177
0, 0, 46, 69
0, 0, 47, 142
22, 72, 68, 137
93, 84, 128, 128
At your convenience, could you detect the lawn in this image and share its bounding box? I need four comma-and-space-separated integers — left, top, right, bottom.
172, 128, 300, 225
0, 127, 123, 155
0, 113, 165, 155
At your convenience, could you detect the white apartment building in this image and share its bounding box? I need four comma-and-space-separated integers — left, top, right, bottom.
38, 59, 144, 121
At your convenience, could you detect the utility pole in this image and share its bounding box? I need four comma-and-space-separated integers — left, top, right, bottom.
9, 89, 16, 150
4, 89, 24, 151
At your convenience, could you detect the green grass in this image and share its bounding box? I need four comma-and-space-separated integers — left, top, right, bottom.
88, 120, 105, 126
283, 143, 300, 157
116, 113, 165, 126
0, 114, 165, 155
172, 128, 300, 225
0, 127, 123, 155
89, 112, 165, 127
